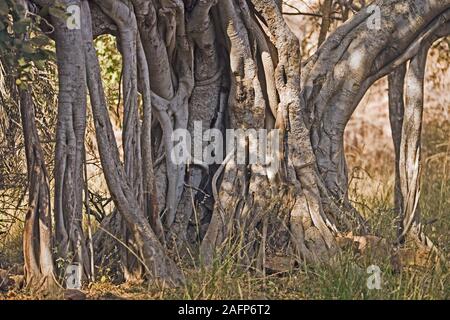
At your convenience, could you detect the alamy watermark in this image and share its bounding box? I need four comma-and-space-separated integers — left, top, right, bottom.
170, 121, 280, 176
66, 5, 81, 30
63, 3, 383, 33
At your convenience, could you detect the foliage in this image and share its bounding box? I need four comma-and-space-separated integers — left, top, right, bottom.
94, 35, 122, 124
0, 0, 54, 88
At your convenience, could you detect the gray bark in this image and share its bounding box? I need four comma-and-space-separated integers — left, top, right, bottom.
388, 64, 406, 236
302, 0, 450, 232
52, 0, 91, 280
81, 0, 184, 285
20, 89, 59, 291
19, 0, 449, 285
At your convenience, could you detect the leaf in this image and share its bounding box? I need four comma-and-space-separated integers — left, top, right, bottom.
34, 60, 46, 70
13, 19, 30, 34
0, 1, 9, 16
21, 43, 35, 54
18, 82, 28, 90
30, 35, 49, 47
48, 6, 68, 21
18, 57, 26, 66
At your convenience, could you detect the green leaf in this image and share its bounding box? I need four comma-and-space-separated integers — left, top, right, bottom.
13, 19, 30, 34
30, 35, 49, 47
34, 60, 46, 70
18, 57, 26, 66
0, 1, 9, 16
21, 43, 35, 54
48, 6, 68, 21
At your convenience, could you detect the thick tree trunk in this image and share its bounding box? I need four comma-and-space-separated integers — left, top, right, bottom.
397, 45, 428, 243
302, 0, 450, 232
52, 0, 91, 280
386, 12, 449, 247
22, 0, 449, 285
87, 0, 449, 273
200, 0, 339, 266
387, 26, 449, 264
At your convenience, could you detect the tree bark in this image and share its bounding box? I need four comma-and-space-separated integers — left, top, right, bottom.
52, 0, 91, 280
81, 0, 184, 285
317, 0, 333, 47
20, 89, 59, 292
302, 0, 450, 232
388, 64, 406, 236
387, 17, 450, 247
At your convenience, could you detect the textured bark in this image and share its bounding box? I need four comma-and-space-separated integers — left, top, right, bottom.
169, 8, 222, 252
81, 0, 184, 285
388, 64, 406, 236
397, 46, 428, 243
387, 32, 449, 263
93, 0, 147, 282
302, 0, 450, 232
317, 0, 333, 47
52, 0, 91, 280
388, 17, 450, 246
200, 0, 339, 266
20, 89, 59, 291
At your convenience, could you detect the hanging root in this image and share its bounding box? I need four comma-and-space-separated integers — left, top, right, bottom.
389, 41, 449, 270
199, 0, 341, 269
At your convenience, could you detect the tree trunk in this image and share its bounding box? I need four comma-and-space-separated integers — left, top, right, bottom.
317, 0, 333, 47
81, 0, 184, 285
388, 64, 406, 236
387, 24, 449, 263
20, 89, 59, 292
302, 0, 450, 232
51, 0, 91, 281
